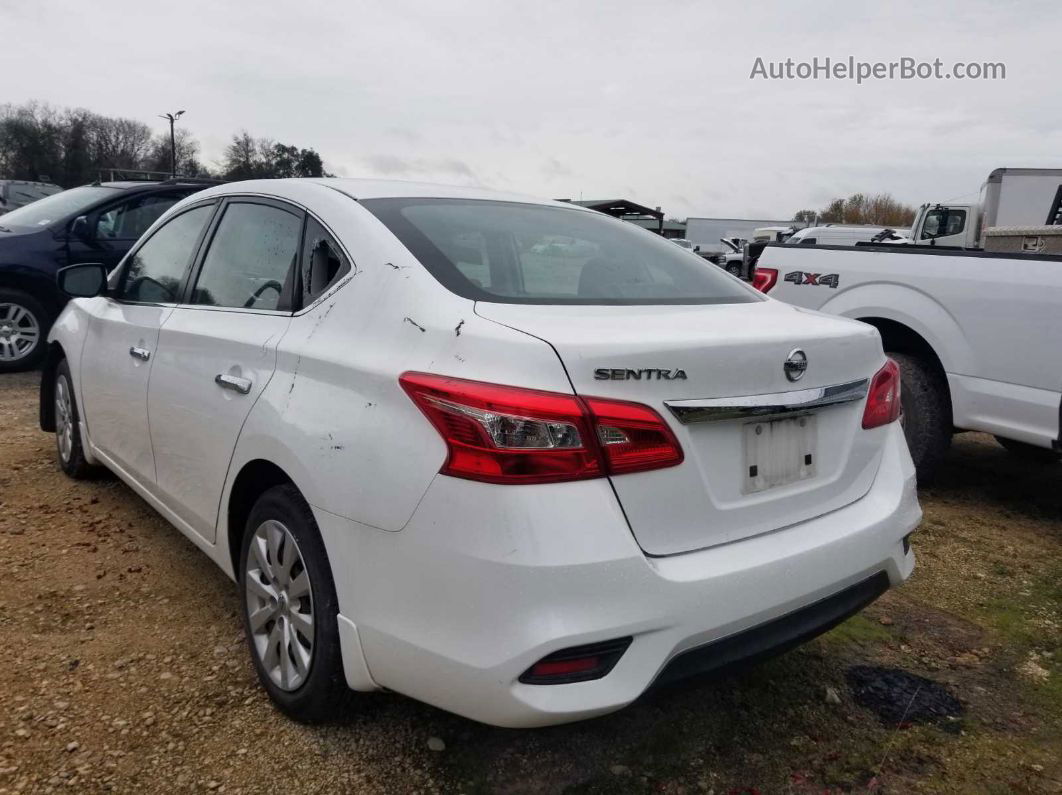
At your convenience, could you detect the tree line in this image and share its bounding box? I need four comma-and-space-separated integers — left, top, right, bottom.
792, 193, 916, 227
0, 101, 329, 187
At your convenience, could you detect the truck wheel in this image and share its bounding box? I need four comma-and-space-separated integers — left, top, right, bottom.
889, 353, 951, 483
0, 288, 49, 372
994, 436, 1061, 463
726, 263, 743, 277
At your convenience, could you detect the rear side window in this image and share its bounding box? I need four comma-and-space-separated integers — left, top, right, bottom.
799, 237, 817, 245
192, 202, 302, 311
362, 199, 758, 305
300, 217, 350, 305
117, 204, 214, 303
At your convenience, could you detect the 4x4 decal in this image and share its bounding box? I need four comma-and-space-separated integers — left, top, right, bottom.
785, 271, 840, 289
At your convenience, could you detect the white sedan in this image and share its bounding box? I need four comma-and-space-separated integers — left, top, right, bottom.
41, 179, 921, 727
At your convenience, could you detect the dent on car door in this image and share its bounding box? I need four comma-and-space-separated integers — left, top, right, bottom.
147, 199, 305, 543
79, 203, 216, 482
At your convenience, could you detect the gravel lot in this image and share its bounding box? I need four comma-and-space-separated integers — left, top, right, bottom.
1, 369, 1060, 793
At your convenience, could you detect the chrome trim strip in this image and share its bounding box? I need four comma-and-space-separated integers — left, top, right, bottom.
665, 378, 869, 424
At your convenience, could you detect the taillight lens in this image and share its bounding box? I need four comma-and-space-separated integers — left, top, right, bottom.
752, 267, 778, 293
862, 359, 902, 429
585, 396, 684, 474
400, 372, 683, 484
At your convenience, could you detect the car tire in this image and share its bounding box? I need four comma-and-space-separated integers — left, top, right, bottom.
890, 352, 951, 483
726, 263, 743, 277
0, 288, 49, 372
239, 484, 349, 723
994, 436, 1061, 463
54, 359, 99, 479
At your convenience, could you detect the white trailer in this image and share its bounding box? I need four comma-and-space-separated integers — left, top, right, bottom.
907, 167, 1062, 248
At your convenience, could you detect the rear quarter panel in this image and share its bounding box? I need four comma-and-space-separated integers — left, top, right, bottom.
220, 191, 573, 555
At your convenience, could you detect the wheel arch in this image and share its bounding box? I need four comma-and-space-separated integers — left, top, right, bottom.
0, 270, 62, 315
857, 316, 953, 424
814, 281, 971, 375
225, 459, 300, 576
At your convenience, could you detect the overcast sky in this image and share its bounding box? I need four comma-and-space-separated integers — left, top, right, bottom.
3, 0, 1060, 219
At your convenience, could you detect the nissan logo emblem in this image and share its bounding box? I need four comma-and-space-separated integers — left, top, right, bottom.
784, 349, 808, 382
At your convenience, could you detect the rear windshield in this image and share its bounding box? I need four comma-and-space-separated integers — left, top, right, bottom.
362, 198, 758, 305
0, 186, 120, 229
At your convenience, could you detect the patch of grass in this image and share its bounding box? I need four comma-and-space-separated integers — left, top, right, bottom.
822, 613, 894, 647
977, 562, 1062, 718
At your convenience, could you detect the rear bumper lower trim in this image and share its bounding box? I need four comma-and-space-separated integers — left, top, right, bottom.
650, 570, 890, 689
664, 377, 869, 424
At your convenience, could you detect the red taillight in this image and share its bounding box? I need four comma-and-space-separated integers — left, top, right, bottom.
862, 359, 902, 429
399, 372, 683, 484
752, 267, 778, 293
584, 396, 684, 474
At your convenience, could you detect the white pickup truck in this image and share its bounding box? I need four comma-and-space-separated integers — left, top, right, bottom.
754, 244, 1062, 480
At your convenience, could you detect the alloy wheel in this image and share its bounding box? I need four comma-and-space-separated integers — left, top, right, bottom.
0, 302, 40, 363
245, 519, 315, 691
55, 375, 74, 463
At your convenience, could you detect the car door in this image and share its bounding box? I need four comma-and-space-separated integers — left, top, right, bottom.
66, 190, 194, 272
147, 198, 304, 543
79, 201, 217, 482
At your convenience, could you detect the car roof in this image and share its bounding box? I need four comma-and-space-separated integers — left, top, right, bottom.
92, 179, 221, 191
192, 178, 590, 211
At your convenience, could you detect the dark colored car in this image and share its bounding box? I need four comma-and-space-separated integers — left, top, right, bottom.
0, 179, 215, 371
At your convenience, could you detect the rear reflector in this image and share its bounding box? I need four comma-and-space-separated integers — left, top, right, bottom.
752, 267, 778, 293
400, 373, 682, 484
519, 637, 633, 685
862, 358, 902, 429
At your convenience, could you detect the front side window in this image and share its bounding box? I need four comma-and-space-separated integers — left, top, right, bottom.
95, 192, 185, 240
362, 199, 757, 305
192, 202, 301, 311
117, 204, 214, 303
300, 217, 350, 305
920, 208, 967, 240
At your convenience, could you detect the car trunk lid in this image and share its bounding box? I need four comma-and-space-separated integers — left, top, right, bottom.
476, 299, 887, 556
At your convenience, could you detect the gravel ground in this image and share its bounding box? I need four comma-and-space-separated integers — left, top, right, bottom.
1, 369, 1060, 793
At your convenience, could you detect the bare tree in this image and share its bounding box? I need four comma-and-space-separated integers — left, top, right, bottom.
814, 193, 915, 226
144, 128, 204, 176
1, 101, 333, 187
222, 132, 328, 179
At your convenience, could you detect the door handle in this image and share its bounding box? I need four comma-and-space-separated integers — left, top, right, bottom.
215, 373, 252, 395
129, 346, 151, 361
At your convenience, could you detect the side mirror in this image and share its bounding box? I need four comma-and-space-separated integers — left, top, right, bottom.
693, 245, 700, 252
70, 215, 92, 240
58, 263, 108, 298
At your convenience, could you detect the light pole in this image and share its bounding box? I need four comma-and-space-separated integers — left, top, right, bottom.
159, 110, 185, 177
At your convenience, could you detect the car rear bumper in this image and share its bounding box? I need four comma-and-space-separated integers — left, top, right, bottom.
314, 422, 920, 728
